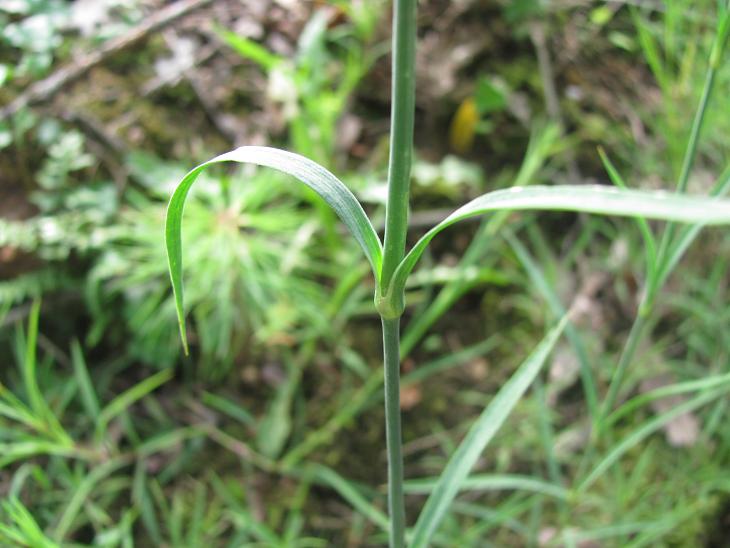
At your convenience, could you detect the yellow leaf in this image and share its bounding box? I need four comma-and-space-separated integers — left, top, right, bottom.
449, 97, 478, 154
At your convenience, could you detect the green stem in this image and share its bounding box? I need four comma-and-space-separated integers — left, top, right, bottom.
599, 8, 728, 426
381, 0, 417, 290
652, 53, 719, 288
599, 307, 649, 425
378, 2, 416, 543
382, 317, 406, 548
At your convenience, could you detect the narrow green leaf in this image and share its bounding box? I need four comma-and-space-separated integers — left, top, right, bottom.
400, 122, 561, 355
52, 457, 129, 541
579, 386, 730, 492
409, 316, 568, 548
309, 464, 390, 533
0, 497, 59, 548
22, 299, 44, 419
605, 372, 730, 428
656, 164, 730, 289
95, 369, 173, 440
201, 391, 255, 427
133, 462, 163, 545
598, 147, 657, 280
506, 233, 598, 425
0, 391, 43, 432
0, 441, 78, 469
18, 301, 71, 446
70, 339, 100, 421
388, 185, 730, 303
215, 28, 284, 72
404, 473, 568, 499
165, 146, 382, 353
631, 8, 667, 91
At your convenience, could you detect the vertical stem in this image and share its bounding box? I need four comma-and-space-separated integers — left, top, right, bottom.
652, 58, 719, 278
382, 317, 406, 548
599, 309, 649, 425
379, 1, 416, 544
381, 0, 417, 288
653, 8, 728, 289
598, 7, 729, 429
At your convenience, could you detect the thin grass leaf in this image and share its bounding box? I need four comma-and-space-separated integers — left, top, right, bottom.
403, 474, 568, 499
598, 148, 657, 280
215, 28, 284, 71
309, 464, 389, 533
135, 427, 205, 458
0, 395, 43, 432
281, 372, 382, 470
401, 337, 499, 387
22, 299, 45, 420
605, 372, 730, 428
388, 185, 730, 303
0, 497, 59, 548
283, 338, 500, 470
656, 164, 730, 289
400, 123, 560, 355
133, 462, 163, 545
201, 391, 255, 427
409, 316, 568, 548
70, 340, 100, 421
631, 8, 667, 91
579, 386, 730, 492
166, 146, 382, 352
0, 441, 78, 469
52, 457, 129, 541
95, 369, 173, 440
506, 232, 598, 424
15, 301, 72, 446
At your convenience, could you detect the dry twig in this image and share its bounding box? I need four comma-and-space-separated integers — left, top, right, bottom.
0, 0, 213, 121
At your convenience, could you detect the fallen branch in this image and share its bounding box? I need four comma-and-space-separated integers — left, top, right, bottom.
0, 0, 213, 121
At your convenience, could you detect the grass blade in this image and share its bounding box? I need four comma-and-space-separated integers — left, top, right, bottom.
52, 457, 129, 541
21, 300, 45, 419
656, 164, 730, 289
70, 340, 100, 421
404, 474, 568, 500
0, 497, 59, 548
605, 372, 730, 428
400, 123, 560, 355
409, 316, 568, 548
506, 232, 599, 424
215, 28, 284, 71
165, 146, 382, 352
95, 369, 173, 440
310, 464, 390, 533
200, 391, 255, 427
598, 148, 657, 280
579, 386, 730, 492
389, 184, 730, 301
0, 441, 78, 469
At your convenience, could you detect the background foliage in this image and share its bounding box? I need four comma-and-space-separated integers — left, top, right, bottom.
1, 0, 729, 545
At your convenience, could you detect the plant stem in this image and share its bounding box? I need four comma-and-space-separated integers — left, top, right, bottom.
382, 317, 406, 548
598, 8, 728, 426
381, 0, 417, 289
599, 307, 648, 425
379, 1, 416, 544
652, 49, 720, 284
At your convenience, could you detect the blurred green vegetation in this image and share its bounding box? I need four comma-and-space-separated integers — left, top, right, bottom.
1, 0, 730, 546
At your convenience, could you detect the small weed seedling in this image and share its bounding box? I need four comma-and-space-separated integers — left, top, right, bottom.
167, 2, 730, 546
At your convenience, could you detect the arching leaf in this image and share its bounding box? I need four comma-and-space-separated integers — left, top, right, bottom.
387, 185, 730, 305
165, 146, 382, 352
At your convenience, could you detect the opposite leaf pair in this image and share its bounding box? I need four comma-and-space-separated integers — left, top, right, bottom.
166, 145, 730, 336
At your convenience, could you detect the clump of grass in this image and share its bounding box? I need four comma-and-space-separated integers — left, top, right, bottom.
166, 1, 730, 546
